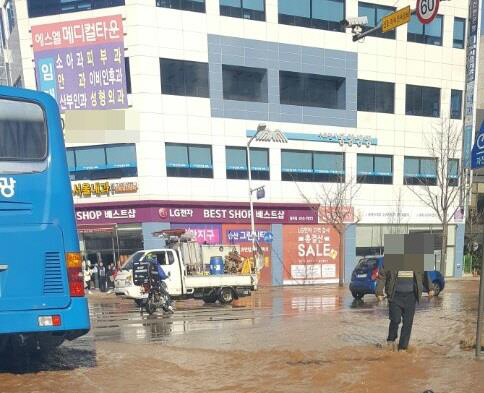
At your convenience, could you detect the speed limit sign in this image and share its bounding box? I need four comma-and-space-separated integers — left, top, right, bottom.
416, 0, 440, 24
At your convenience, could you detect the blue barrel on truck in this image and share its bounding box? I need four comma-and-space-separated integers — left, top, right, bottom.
209, 256, 224, 275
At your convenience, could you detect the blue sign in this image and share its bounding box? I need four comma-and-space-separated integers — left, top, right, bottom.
471, 121, 484, 168
247, 130, 377, 147
263, 232, 274, 243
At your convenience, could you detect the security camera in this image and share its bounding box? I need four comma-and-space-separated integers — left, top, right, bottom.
340, 16, 368, 28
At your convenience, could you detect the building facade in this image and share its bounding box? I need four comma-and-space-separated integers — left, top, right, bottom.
3, 0, 469, 283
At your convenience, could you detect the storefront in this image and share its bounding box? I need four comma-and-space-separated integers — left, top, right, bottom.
74, 200, 344, 286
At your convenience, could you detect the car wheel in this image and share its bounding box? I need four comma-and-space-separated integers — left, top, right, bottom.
351, 291, 364, 300
218, 287, 234, 304
432, 282, 441, 296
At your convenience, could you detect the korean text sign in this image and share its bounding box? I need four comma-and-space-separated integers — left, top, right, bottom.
31, 15, 128, 112
283, 225, 340, 285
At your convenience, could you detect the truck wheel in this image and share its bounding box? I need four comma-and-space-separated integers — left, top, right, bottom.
432, 282, 441, 296
203, 292, 217, 303
218, 287, 234, 304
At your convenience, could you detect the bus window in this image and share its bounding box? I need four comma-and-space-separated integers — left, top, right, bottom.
0, 98, 46, 161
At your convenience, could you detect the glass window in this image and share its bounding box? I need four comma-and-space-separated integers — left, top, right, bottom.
278, 0, 344, 32
281, 150, 344, 182
280, 71, 346, 109
68, 144, 138, 180
404, 157, 437, 186
165, 143, 213, 178
106, 145, 136, 168
220, 0, 265, 21
67, 150, 76, 171
189, 145, 212, 168
453, 17, 465, 49
156, 0, 205, 13
448, 159, 459, 186
222, 65, 268, 102
160, 58, 209, 98
226, 146, 269, 180
0, 12, 5, 48
357, 154, 392, 184
0, 99, 47, 161
450, 89, 462, 119
357, 79, 394, 113
165, 144, 189, 168
407, 14, 443, 46
358, 2, 396, 39
125, 57, 132, 94
27, 0, 125, 18
5, 0, 15, 34
406, 85, 440, 117
75, 147, 106, 170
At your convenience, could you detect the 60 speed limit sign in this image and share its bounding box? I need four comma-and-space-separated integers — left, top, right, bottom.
416, 0, 440, 24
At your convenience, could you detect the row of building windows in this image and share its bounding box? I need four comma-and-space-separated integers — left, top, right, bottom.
159, 58, 462, 118
70, 143, 459, 187
26, 1, 466, 50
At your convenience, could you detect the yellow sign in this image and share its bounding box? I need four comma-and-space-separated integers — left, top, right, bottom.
382, 6, 411, 33
72, 181, 138, 198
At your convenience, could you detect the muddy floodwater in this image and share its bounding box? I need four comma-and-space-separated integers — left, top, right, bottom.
1, 280, 483, 392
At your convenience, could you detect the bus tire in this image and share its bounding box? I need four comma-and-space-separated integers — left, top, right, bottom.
218, 287, 234, 304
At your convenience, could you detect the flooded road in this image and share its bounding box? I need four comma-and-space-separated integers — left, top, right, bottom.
1, 280, 483, 392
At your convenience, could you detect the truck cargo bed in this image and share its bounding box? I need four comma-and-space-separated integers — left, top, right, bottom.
185, 274, 256, 289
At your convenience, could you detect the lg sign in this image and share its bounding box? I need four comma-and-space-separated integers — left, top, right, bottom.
416, 0, 440, 25
158, 208, 194, 219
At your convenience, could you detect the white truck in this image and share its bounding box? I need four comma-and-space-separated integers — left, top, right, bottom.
115, 233, 258, 305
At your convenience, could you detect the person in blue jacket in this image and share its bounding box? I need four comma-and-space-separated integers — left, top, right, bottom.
146, 253, 174, 313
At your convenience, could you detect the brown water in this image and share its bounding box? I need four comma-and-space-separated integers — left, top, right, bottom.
1, 280, 483, 392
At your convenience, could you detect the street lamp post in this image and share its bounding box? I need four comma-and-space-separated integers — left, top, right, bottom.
247, 123, 288, 272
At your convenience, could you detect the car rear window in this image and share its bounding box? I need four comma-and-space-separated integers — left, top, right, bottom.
0, 98, 47, 161
356, 258, 377, 270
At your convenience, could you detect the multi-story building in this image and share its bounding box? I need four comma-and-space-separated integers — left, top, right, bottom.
3, 0, 469, 284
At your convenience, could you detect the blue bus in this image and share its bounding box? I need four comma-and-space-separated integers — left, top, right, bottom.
0, 86, 90, 352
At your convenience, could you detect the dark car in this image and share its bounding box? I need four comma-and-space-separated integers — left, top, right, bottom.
349, 255, 445, 299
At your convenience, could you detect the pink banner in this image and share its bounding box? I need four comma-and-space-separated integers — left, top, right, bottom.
31, 15, 124, 52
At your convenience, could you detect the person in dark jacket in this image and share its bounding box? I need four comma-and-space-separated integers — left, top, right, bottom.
376, 269, 434, 351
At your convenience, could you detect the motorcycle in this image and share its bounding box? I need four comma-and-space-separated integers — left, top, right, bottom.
133, 255, 174, 315
143, 281, 173, 315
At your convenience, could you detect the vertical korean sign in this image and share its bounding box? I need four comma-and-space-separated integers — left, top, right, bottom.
463, 0, 481, 168
31, 15, 128, 112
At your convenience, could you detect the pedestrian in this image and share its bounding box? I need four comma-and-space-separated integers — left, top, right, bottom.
84, 262, 92, 291
92, 262, 99, 290
99, 263, 107, 292
107, 263, 115, 290
376, 269, 434, 351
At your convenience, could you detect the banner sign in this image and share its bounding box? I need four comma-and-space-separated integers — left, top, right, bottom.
75, 202, 318, 225
171, 223, 222, 244
283, 225, 340, 285
463, 0, 481, 168
31, 15, 128, 112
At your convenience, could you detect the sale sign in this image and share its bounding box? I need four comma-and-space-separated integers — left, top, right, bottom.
283, 225, 340, 285
31, 15, 128, 112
